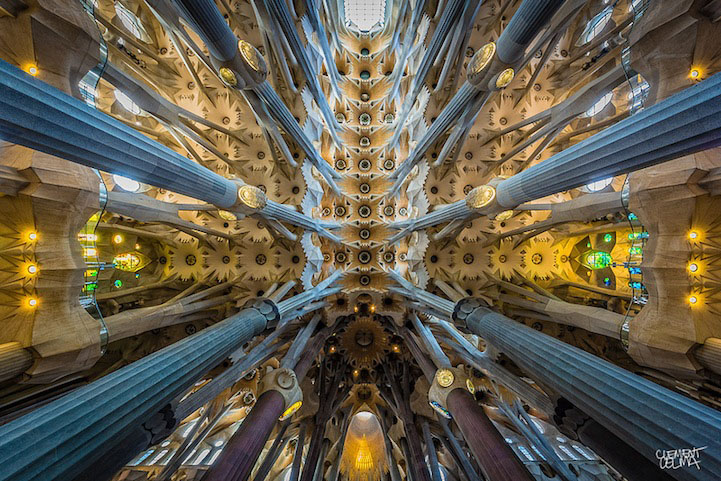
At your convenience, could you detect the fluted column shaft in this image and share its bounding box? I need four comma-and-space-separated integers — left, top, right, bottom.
404, 420, 433, 481
455, 300, 721, 481
496, 0, 566, 64
446, 389, 534, 481
203, 390, 286, 481
0, 60, 239, 208
171, 0, 238, 61
0, 342, 33, 383
0, 300, 274, 481
496, 71, 721, 209
299, 419, 327, 481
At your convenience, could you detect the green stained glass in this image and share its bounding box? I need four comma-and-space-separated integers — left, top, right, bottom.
603, 233, 613, 243
583, 251, 612, 269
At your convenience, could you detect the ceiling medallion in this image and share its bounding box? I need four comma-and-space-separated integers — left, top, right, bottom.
239, 40, 261, 72
465, 185, 496, 210
471, 42, 496, 74
219, 67, 238, 87
435, 368, 455, 388
238, 185, 267, 209
495, 68, 515, 89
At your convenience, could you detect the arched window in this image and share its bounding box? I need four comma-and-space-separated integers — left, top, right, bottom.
585, 177, 613, 192
558, 445, 579, 460
114, 89, 142, 115
583, 92, 613, 117
192, 448, 212, 465
115, 2, 148, 41
578, 7, 613, 45
344, 0, 386, 32
517, 445, 535, 461
147, 449, 169, 465
572, 445, 596, 460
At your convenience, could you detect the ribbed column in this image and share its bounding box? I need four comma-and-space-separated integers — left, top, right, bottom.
557, 406, 675, 481
696, 338, 721, 376
299, 420, 327, 481
0, 300, 274, 481
203, 390, 286, 481
0, 59, 238, 208
404, 421, 432, 481
446, 389, 534, 481
496, 0, 566, 64
172, 0, 238, 61
496, 71, 721, 209
455, 301, 721, 481
0, 342, 32, 383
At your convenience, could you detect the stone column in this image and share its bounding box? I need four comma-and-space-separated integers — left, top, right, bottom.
0, 342, 33, 383
553, 399, 675, 481
445, 389, 534, 481
494, 70, 721, 211
428, 368, 533, 481
203, 390, 287, 481
0, 298, 276, 481
0, 59, 239, 208
454, 299, 721, 481
201, 325, 324, 481
495, 0, 566, 64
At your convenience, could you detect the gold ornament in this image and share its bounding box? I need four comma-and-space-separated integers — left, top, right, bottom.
466, 378, 475, 394
219, 67, 238, 87
466, 185, 496, 210
238, 185, 267, 209
471, 42, 496, 74
280, 400, 302, 420
495, 68, 515, 89
495, 210, 514, 221
218, 210, 238, 221
436, 369, 455, 388
239, 40, 261, 72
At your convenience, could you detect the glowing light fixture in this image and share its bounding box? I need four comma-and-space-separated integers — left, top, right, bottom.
113, 234, 124, 244
27, 264, 38, 275
113, 174, 141, 192
24, 64, 39, 76
27, 297, 38, 308
28, 231, 37, 241
280, 400, 302, 420
688, 295, 698, 305
344, 0, 386, 32
690, 68, 702, 79
689, 262, 699, 273
689, 231, 699, 240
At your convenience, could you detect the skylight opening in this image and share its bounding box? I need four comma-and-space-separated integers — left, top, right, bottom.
115, 2, 148, 40
344, 0, 386, 32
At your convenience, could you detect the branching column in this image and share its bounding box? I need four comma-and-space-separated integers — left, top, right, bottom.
454, 299, 721, 481
0, 59, 239, 208
0, 299, 278, 481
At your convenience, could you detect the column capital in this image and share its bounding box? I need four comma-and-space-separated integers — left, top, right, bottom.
242, 297, 280, 325
428, 367, 474, 419
258, 368, 303, 420
451, 297, 490, 326
215, 39, 268, 90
